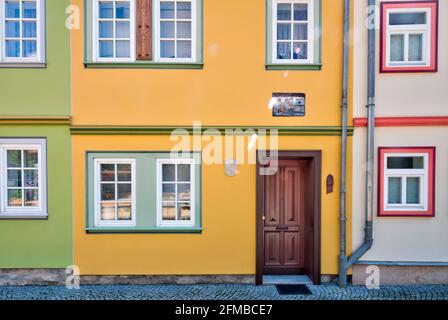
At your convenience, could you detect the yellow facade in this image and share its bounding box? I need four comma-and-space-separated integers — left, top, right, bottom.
70, 0, 353, 277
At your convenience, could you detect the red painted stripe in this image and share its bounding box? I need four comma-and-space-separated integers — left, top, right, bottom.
353, 117, 448, 127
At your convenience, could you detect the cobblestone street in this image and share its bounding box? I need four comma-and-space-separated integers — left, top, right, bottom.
1, 283, 448, 300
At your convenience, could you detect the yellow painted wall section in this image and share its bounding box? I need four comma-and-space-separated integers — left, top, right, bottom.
70, 0, 351, 127
73, 135, 352, 275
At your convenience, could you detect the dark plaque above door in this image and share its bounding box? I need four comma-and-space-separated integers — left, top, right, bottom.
271, 93, 305, 117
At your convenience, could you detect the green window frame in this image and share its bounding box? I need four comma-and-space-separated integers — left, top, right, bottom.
86, 152, 202, 233
266, 0, 322, 70
84, 0, 203, 69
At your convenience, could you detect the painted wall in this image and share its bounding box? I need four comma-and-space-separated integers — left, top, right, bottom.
70, 0, 351, 126
0, 0, 71, 116
73, 134, 352, 275
0, 125, 72, 268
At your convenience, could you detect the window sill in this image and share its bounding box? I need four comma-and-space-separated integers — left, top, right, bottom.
0, 63, 47, 69
86, 227, 202, 234
0, 213, 48, 220
266, 63, 322, 71
84, 62, 204, 69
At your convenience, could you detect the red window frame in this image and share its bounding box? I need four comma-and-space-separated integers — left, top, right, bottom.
378, 147, 436, 217
380, 0, 439, 73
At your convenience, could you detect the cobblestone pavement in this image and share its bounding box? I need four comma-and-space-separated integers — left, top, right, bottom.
1, 283, 448, 300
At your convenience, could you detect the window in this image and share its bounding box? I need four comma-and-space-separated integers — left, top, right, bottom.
88, 0, 201, 65
156, 158, 195, 227
94, 159, 136, 226
381, 1, 438, 72
0, 139, 47, 218
378, 147, 435, 217
87, 152, 201, 232
0, 0, 45, 64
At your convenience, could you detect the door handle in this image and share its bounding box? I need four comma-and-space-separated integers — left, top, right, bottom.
276, 225, 289, 230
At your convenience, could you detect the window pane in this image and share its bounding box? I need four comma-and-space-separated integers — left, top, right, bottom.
117, 202, 132, 220
162, 164, 175, 181
115, 1, 130, 19
177, 2, 191, 19
277, 24, 291, 40
162, 202, 176, 220
160, 1, 175, 19
387, 156, 424, 169
277, 42, 291, 60
161, 21, 175, 38
6, 40, 20, 57
22, 21, 37, 38
117, 183, 131, 201
6, 1, 20, 18
177, 21, 191, 38
161, 41, 175, 58
178, 203, 191, 221
7, 150, 21, 168
22, 1, 36, 18
177, 40, 191, 58
101, 164, 115, 181
390, 34, 404, 62
406, 177, 420, 204
22, 40, 37, 57
101, 183, 115, 201
99, 40, 114, 57
8, 189, 22, 207
293, 23, 307, 40
116, 21, 130, 38
162, 183, 175, 201
7, 170, 22, 187
293, 42, 307, 60
293, 3, 308, 21
177, 183, 190, 201
178, 164, 190, 182
25, 189, 38, 207
389, 12, 426, 25
6, 21, 20, 38
99, 21, 114, 38
24, 169, 38, 187
409, 34, 423, 61
99, 1, 113, 18
116, 40, 130, 57
117, 164, 131, 181
388, 177, 402, 204
101, 202, 115, 220
277, 3, 291, 21
24, 150, 38, 168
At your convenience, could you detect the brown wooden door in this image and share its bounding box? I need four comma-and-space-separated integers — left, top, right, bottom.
263, 160, 305, 275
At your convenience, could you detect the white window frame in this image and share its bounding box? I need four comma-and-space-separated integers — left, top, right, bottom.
0, 0, 45, 63
272, 0, 314, 64
0, 139, 47, 218
94, 158, 136, 227
385, 7, 431, 67
154, 0, 197, 63
383, 152, 429, 212
92, 0, 136, 62
156, 158, 195, 227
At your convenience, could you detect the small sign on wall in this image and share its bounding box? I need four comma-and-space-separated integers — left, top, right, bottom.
271, 93, 305, 117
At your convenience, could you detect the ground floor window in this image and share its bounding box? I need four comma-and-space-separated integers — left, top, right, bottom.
378, 147, 435, 217
87, 152, 201, 232
0, 138, 47, 218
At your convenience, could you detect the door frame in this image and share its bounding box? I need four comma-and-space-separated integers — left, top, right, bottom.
256, 150, 322, 285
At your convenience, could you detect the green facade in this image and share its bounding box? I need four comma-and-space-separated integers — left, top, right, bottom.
0, 1, 72, 268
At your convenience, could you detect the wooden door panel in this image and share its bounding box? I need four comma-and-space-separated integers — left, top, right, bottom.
264, 232, 281, 266
284, 166, 301, 226
264, 171, 281, 226
283, 231, 303, 266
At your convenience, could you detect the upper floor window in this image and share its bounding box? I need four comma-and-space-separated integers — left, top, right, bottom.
0, 139, 47, 218
380, 1, 438, 73
0, 0, 45, 64
89, 0, 201, 64
378, 147, 435, 217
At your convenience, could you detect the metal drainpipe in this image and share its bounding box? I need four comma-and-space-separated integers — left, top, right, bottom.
339, 0, 375, 288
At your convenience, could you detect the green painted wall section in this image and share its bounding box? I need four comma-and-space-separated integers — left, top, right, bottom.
0, 0, 71, 116
0, 125, 72, 268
